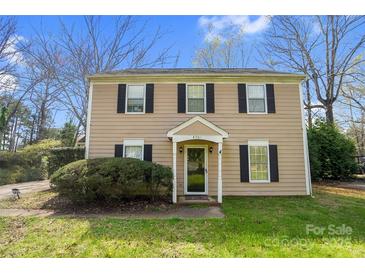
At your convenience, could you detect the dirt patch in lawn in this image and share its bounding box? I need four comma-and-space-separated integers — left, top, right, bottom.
0, 190, 175, 215
313, 181, 365, 198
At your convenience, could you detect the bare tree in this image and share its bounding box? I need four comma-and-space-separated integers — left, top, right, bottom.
340, 72, 365, 155
21, 29, 64, 141
262, 16, 365, 124
193, 26, 251, 68
0, 16, 18, 92
55, 16, 178, 139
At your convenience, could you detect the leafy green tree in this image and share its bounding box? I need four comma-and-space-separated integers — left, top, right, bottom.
308, 120, 358, 180
59, 120, 77, 147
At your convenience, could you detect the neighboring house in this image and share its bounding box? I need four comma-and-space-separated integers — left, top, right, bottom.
76, 135, 85, 147
86, 68, 311, 204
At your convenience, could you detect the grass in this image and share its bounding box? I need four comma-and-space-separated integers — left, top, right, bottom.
0, 191, 59, 210
0, 185, 364, 257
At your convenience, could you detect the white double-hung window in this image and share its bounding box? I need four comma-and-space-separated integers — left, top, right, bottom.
247, 84, 266, 113
248, 140, 270, 183
123, 139, 144, 160
187, 84, 206, 113
126, 84, 145, 113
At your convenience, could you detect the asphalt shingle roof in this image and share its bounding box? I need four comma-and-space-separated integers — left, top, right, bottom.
89, 68, 304, 77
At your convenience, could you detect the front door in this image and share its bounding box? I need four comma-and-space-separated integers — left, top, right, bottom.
185, 146, 207, 195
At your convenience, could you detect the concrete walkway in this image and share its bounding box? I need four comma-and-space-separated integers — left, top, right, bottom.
0, 180, 50, 200
0, 206, 225, 219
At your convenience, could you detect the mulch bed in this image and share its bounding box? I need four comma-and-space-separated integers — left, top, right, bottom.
40, 195, 175, 215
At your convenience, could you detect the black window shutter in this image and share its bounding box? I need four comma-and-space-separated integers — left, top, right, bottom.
115, 144, 123, 157
206, 83, 215, 113
239, 145, 249, 182
177, 83, 186, 113
144, 144, 152, 161
269, 145, 279, 182
145, 84, 154, 113
117, 84, 126, 113
238, 84, 247, 113
266, 84, 276, 113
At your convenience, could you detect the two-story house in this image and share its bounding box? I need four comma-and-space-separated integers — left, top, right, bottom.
85, 68, 311, 204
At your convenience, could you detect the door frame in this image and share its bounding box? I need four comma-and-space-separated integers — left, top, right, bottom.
184, 145, 208, 195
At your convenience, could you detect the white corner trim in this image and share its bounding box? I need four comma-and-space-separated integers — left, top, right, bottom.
299, 81, 312, 195
85, 82, 93, 159
167, 116, 229, 138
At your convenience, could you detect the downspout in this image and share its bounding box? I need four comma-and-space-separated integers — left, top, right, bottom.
299, 79, 313, 196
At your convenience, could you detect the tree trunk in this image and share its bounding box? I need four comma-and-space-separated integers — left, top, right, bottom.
305, 79, 312, 128
325, 103, 334, 124
37, 102, 47, 140
10, 116, 18, 151
29, 115, 36, 144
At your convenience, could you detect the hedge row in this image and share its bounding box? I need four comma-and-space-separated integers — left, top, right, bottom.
0, 140, 85, 185
48, 147, 85, 175
0, 139, 61, 185
308, 121, 358, 180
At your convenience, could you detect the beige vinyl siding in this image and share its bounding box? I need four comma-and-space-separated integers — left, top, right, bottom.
175, 121, 220, 136
89, 82, 306, 196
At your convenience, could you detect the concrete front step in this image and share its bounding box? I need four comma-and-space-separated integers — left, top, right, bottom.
177, 196, 218, 205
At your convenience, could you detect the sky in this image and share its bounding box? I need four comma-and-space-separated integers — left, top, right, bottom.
12, 15, 270, 127
16, 15, 268, 68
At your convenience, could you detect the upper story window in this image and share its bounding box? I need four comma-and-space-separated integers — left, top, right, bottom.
248, 140, 270, 183
186, 84, 206, 114
126, 84, 145, 113
247, 85, 267, 113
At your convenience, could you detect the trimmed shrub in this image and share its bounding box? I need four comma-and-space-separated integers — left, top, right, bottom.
50, 157, 173, 204
308, 120, 358, 180
48, 147, 85, 175
0, 139, 61, 185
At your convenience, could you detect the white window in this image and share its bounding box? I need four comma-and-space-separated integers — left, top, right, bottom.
247, 85, 267, 113
186, 84, 206, 113
123, 139, 144, 160
126, 84, 145, 113
248, 140, 270, 183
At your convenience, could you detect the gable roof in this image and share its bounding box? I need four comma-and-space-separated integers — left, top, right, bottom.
167, 116, 229, 138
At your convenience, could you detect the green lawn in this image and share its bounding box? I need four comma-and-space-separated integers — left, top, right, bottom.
0, 185, 364, 257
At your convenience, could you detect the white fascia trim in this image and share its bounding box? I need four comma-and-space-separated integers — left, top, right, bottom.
299, 81, 312, 195
172, 135, 223, 143
85, 82, 93, 159
167, 116, 229, 138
